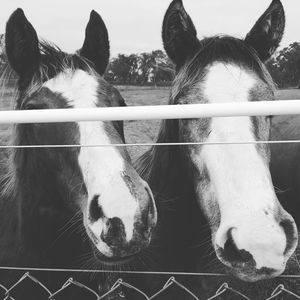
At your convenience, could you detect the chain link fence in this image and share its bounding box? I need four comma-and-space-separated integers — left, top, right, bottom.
1, 270, 300, 300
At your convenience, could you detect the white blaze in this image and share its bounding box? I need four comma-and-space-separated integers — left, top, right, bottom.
199, 63, 286, 269
44, 70, 138, 252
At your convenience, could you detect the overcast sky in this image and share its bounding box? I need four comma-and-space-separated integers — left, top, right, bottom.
0, 0, 299, 57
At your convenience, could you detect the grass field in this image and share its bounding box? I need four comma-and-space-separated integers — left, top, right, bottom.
1, 86, 300, 160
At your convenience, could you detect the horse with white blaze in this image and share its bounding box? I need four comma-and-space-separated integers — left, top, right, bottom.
137, 0, 298, 294
0, 8, 156, 299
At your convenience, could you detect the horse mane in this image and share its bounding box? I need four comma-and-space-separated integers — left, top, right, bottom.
137, 35, 276, 194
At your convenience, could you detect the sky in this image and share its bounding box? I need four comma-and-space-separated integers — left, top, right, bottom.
0, 0, 299, 57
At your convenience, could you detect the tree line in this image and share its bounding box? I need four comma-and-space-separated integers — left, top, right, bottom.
104, 50, 174, 86
266, 42, 300, 89
103, 43, 300, 88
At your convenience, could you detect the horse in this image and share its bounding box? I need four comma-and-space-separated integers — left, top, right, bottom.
0, 8, 157, 299
134, 0, 300, 298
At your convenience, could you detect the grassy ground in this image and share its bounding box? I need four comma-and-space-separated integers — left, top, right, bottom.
119, 86, 169, 159
276, 89, 300, 100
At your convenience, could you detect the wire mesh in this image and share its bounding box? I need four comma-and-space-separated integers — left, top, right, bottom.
1, 270, 300, 300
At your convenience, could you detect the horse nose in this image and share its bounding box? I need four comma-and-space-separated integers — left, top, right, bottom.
87, 189, 156, 257
217, 225, 286, 276
215, 212, 298, 281
88, 196, 128, 248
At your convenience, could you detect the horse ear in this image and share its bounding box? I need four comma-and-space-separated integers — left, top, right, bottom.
245, 0, 285, 62
80, 10, 110, 76
162, 0, 199, 68
5, 8, 40, 77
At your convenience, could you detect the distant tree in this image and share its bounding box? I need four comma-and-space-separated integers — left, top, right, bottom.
105, 54, 140, 84
267, 42, 300, 88
151, 50, 175, 86
138, 52, 156, 85
105, 50, 174, 86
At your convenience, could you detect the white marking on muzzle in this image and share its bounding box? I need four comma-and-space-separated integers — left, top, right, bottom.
197, 63, 286, 269
44, 70, 138, 247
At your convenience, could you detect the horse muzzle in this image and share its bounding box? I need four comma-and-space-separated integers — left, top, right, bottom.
213, 210, 298, 282
85, 180, 157, 260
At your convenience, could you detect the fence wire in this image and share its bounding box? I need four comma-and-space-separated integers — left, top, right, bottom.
1, 271, 300, 300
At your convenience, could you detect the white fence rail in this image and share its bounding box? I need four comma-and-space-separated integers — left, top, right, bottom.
0, 100, 298, 124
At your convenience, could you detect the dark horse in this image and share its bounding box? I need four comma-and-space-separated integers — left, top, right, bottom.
135, 0, 299, 298
0, 8, 157, 299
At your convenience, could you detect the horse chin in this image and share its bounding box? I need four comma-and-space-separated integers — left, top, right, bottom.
226, 266, 283, 283
92, 248, 138, 267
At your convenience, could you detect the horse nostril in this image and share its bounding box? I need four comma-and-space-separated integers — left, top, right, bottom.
223, 229, 253, 265
144, 184, 157, 227
89, 195, 103, 223
280, 217, 298, 256
142, 203, 155, 230
101, 217, 126, 247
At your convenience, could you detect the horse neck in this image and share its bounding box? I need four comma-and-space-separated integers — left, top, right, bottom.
0, 145, 48, 262
0, 164, 20, 252
3, 143, 88, 266
137, 120, 187, 197
14, 148, 60, 204
137, 120, 207, 250
7, 126, 75, 239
